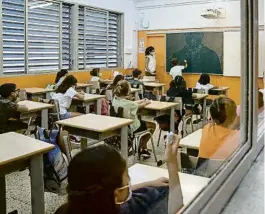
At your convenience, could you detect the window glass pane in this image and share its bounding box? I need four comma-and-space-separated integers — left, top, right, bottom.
78, 6, 85, 69
2, 0, 25, 74
28, 0, 59, 72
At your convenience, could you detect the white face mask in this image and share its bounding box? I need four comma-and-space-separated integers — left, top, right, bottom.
115, 182, 132, 205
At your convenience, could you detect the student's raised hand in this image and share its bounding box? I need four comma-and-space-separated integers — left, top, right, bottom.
150, 177, 169, 187
144, 98, 151, 105
165, 134, 180, 165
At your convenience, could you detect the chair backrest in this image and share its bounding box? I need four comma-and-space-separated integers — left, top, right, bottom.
109, 105, 124, 118
106, 89, 113, 101
19, 89, 27, 101
89, 81, 100, 94
197, 89, 206, 94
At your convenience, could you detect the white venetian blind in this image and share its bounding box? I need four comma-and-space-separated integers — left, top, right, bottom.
108, 12, 120, 68
62, 3, 71, 69
2, 0, 25, 74
78, 6, 121, 69
28, 1, 60, 72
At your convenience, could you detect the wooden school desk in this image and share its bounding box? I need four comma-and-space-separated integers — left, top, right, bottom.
76, 83, 93, 93
56, 114, 133, 161
23, 87, 54, 100
0, 132, 54, 214
209, 87, 230, 96
180, 129, 202, 150
143, 83, 166, 100
18, 100, 53, 129
71, 93, 106, 114
129, 164, 210, 205
131, 88, 142, 100
141, 101, 179, 132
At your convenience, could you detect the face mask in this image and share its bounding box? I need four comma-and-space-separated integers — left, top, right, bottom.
115, 182, 132, 205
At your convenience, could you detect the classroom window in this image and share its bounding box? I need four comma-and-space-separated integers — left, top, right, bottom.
28, 0, 60, 72
2, 0, 25, 74
62, 3, 71, 69
78, 6, 121, 69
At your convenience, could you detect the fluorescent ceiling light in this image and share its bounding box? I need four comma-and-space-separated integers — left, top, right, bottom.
29, 2, 53, 9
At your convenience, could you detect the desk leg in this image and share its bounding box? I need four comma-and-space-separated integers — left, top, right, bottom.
81, 138, 88, 150
161, 86, 165, 96
170, 107, 175, 133
86, 87, 90, 93
85, 104, 90, 114
203, 98, 207, 123
135, 92, 139, 101
0, 176, 6, 214
30, 155, 45, 214
120, 126, 128, 162
41, 109, 48, 129
46, 92, 51, 99
96, 99, 102, 115
156, 88, 159, 101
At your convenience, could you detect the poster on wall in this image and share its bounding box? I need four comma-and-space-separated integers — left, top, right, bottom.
166, 32, 224, 75
139, 38, 145, 53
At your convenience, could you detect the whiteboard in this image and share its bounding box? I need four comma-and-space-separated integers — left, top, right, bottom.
224, 31, 264, 77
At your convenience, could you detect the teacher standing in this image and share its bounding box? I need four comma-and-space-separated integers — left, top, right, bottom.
145, 46, 156, 76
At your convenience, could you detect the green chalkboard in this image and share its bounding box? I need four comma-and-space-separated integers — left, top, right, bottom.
166, 32, 223, 75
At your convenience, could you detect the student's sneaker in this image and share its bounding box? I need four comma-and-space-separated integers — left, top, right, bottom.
139, 149, 151, 159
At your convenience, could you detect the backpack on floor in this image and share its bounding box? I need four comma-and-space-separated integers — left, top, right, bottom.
37, 127, 71, 193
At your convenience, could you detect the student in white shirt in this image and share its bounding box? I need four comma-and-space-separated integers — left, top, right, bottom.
169, 58, 188, 79
55, 69, 69, 89
195, 73, 215, 92
90, 68, 102, 82
52, 75, 85, 120
145, 46, 156, 76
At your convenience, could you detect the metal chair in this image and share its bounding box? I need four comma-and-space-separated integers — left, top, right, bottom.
89, 81, 100, 94
109, 105, 162, 166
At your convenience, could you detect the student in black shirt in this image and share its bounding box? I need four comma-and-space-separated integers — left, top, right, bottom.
0, 83, 29, 134
55, 140, 183, 214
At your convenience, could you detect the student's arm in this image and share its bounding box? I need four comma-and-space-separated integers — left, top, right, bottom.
135, 99, 151, 108
184, 60, 188, 68
132, 177, 169, 191
165, 135, 184, 214
145, 57, 151, 72
74, 92, 85, 100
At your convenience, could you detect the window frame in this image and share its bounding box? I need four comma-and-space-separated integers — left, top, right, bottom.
181, 0, 263, 213
0, 0, 124, 75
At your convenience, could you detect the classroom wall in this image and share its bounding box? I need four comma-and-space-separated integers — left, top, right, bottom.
137, 31, 264, 105
0, 68, 133, 89
71, 0, 137, 68
136, 0, 264, 30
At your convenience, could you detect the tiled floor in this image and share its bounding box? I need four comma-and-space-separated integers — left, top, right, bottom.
221, 150, 264, 214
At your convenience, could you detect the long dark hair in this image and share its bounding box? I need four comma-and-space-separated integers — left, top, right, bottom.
55, 75, 77, 94
174, 75, 186, 92
55, 69, 68, 84
113, 75, 124, 87
145, 46, 155, 56
198, 74, 210, 85
66, 145, 126, 214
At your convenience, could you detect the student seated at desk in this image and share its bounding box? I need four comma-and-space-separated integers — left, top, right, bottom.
169, 58, 188, 79
199, 97, 240, 160
112, 80, 156, 158
0, 83, 29, 134
55, 69, 69, 89
90, 68, 102, 82
52, 75, 84, 120
106, 74, 124, 91
129, 69, 145, 99
55, 138, 183, 214
167, 76, 197, 114
195, 74, 214, 92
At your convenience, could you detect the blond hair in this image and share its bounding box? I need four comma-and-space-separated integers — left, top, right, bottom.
113, 80, 130, 97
